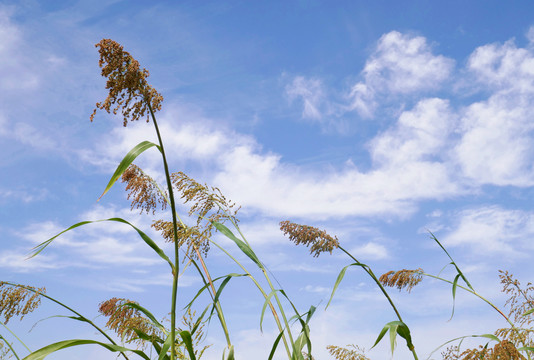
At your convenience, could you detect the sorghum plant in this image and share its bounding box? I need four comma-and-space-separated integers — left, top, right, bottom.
3, 39, 314, 360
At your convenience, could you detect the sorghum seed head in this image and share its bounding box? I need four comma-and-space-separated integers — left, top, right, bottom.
279, 221, 339, 257
0, 282, 45, 324
379, 269, 423, 293
91, 39, 163, 126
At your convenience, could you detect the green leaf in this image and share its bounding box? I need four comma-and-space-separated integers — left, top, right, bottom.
225, 345, 235, 360
523, 308, 534, 317
427, 333, 500, 359
29, 218, 174, 272
99, 140, 161, 200
157, 333, 173, 360
123, 302, 166, 332
179, 330, 196, 360
212, 221, 263, 269
267, 330, 285, 360
326, 263, 357, 309
260, 289, 281, 332
21, 339, 151, 360
449, 273, 461, 321
370, 321, 413, 355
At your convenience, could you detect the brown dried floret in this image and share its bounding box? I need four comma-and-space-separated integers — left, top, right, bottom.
279, 221, 339, 257
151, 172, 239, 258
379, 269, 423, 293
90, 39, 163, 126
327, 344, 370, 360
121, 164, 167, 214
152, 219, 210, 258
453, 340, 526, 360
99, 297, 161, 348
0, 282, 45, 323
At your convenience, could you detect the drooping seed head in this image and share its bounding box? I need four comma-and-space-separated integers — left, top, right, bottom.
379, 268, 423, 293
0, 282, 45, 323
279, 221, 339, 257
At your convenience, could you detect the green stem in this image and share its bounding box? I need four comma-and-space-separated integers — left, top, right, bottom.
149, 169, 232, 348
146, 102, 179, 360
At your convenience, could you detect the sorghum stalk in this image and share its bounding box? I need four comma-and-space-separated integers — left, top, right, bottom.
146, 102, 180, 360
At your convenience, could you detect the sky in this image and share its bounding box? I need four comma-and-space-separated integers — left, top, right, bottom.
1, 1, 534, 359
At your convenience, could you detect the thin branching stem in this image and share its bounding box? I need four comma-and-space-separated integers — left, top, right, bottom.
150, 173, 232, 348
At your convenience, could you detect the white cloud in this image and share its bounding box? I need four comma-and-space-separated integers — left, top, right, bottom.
84, 104, 463, 221
441, 206, 534, 256
349, 242, 389, 260
370, 98, 454, 165
0, 249, 62, 273
467, 39, 534, 93
453, 95, 534, 186
349, 31, 454, 117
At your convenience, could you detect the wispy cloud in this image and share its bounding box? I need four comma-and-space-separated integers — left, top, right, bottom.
439, 205, 534, 256
285, 76, 325, 120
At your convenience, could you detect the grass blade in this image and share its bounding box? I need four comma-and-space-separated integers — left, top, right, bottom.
212, 221, 263, 269
326, 263, 358, 309
449, 273, 461, 321
268, 330, 285, 360
29, 218, 174, 272
99, 140, 161, 200
179, 330, 196, 360
21, 339, 150, 360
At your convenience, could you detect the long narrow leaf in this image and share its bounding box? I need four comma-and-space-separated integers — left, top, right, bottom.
449, 273, 461, 321
326, 263, 357, 309
426, 334, 500, 360
123, 302, 166, 332
22, 339, 150, 360
29, 218, 174, 272
157, 333, 173, 360
268, 330, 285, 360
212, 221, 263, 269
260, 289, 281, 332
179, 330, 196, 360
99, 140, 161, 200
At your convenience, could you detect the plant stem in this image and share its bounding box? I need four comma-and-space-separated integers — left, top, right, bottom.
146, 102, 180, 360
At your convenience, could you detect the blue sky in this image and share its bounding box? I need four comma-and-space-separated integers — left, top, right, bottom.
2, 1, 534, 359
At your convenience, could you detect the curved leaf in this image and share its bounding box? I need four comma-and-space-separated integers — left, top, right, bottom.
212, 221, 263, 269
99, 140, 161, 200
326, 263, 358, 309
29, 218, 174, 272
21, 339, 150, 360
268, 330, 285, 360
371, 321, 413, 355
